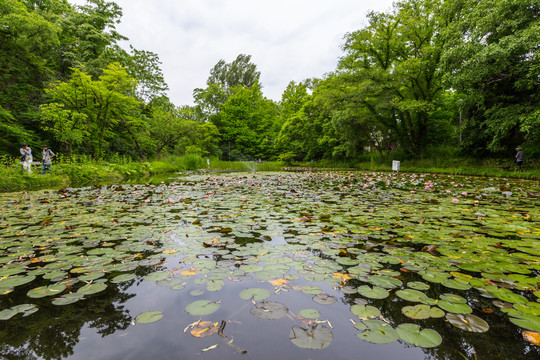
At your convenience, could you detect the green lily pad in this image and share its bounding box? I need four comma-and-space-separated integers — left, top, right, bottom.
407, 281, 430, 290
312, 293, 338, 305
239, 288, 271, 301
302, 286, 322, 295
135, 311, 164, 324
0, 308, 17, 320
299, 308, 320, 319
351, 304, 380, 320
111, 273, 136, 283
357, 285, 389, 299
251, 301, 288, 320
437, 300, 472, 314
186, 300, 220, 316
206, 279, 224, 292
0, 275, 36, 289
508, 313, 540, 332
290, 325, 333, 349
356, 320, 398, 344
395, 289, 435, 304
446, 313, 489, 332
368, 275, 402, 289
439, 293, 467, 304
27, 283, 66, 298
396, 323, 442, 348
77, 282, 107, 295
52, 293, 85, 306
402, 305, 443, 320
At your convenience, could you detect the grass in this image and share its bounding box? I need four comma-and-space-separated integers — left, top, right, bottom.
0, 152, 537, 192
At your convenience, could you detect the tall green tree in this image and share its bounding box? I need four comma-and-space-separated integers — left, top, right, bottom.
41, 63, 141, 158
217, 81, 279, 160
337, 0, 453, 156
193, 54, 261, 116
441, 0, 540, 156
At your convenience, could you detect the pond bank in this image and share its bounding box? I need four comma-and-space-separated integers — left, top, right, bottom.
1, 159, 537, 193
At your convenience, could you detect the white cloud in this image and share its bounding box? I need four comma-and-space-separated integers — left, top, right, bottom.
69, 0, 394, 105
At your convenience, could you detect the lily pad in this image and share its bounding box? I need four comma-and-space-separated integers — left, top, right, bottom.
239, 288, 271, 301
251, 301, 288, 320
396, 323, 442, 348
402, 305, 443, 320
357, 320, 398, 344
407, 281, 430, 291
446, 313, 489, 332
77, 282, 107, 295
299, 308, 320, 319
135, 311, 164, 324
290, 325, 333, 349
27, 283, 66, 298
111, 273, 136, 283
186, 300, 220, 316
437, 300, 472, 314
312, 293, 338, 305
301, 286, 322, 295
508, 313, 540, 332
0, 308, 18, 320
357, 285, 389, 299
351, 304, 380, 320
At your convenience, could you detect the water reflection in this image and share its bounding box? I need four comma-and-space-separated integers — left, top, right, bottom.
0, 172, 539, 360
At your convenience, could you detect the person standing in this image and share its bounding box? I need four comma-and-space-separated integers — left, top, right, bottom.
515, 147, 525, 171
42, 145, 55, 174
20, 143, 33, 174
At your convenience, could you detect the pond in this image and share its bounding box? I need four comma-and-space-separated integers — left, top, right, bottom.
0, 171, 539, 360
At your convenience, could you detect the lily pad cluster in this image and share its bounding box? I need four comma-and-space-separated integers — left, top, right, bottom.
0, 171, 539, 356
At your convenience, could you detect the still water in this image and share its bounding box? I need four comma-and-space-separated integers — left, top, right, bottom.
0, 171, 539, 360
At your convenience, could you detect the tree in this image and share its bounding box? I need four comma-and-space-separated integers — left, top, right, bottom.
441, 0, 540, 156
217, 81, 279, 159
337, 0, 453, 156
41, 63, 141, 158
193, 54, 261, 116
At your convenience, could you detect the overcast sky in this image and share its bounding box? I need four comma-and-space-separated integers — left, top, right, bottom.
70, 0, 394, 105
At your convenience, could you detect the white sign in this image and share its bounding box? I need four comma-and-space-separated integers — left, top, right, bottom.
392, 160, 400, 172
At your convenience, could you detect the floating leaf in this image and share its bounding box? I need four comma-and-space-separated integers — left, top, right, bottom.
239, 288, 271, 301
136, 311, 164, 324
186, 300, 220, 316
27, 283, 66, 298
437, 300, 472, 314
351, 304, 380, 320
357, 285, 389, 299
439, 293, 467, 304
111, 274, 136, 283
52, 293, 85, 305
251, 301, 288, 320
77, 282, 107, 295
407, 281, 430, 291
290, 325, 333, 349
312, 293, 337, 305
446, 313, 489, 332
301, 286, 322, 295
299, 309, 320, 319
190, 321, 219, 338
396, 323, 442, 348
402, 305, 431, 320
0, 309, 17, 320
357, 320, 398, 344
509, 313, 540, 332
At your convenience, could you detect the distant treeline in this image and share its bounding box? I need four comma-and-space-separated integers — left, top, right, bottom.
1, 0, 538, 162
